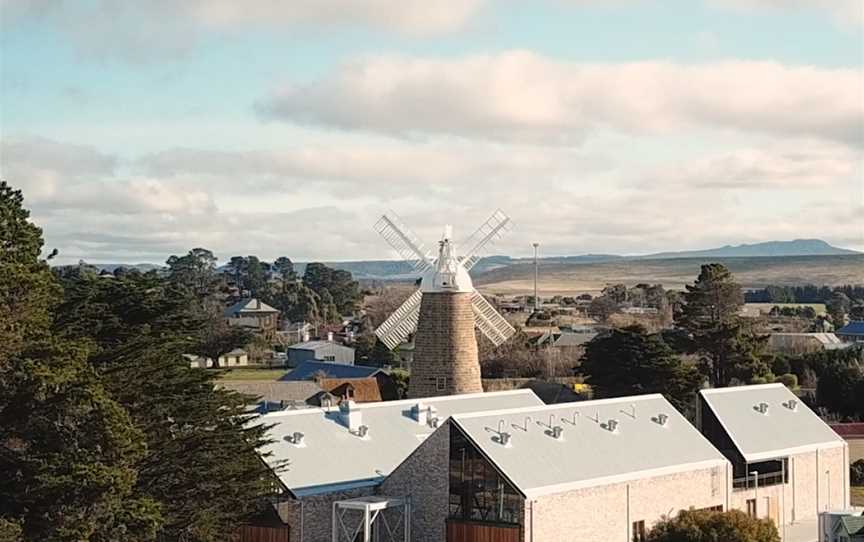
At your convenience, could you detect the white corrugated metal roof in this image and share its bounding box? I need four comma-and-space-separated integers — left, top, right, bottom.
288, 340, 352, 351
256, 390, 543, 497
452, 394, 727, 499
700, 383, 844, 462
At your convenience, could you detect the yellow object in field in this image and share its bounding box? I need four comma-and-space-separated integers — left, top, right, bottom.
573, 383, 589, 393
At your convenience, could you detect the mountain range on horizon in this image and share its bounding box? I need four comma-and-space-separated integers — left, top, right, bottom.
70, 238, 861, 279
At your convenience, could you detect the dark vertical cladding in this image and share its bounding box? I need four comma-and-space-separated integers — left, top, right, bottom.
409, 291, 482, 398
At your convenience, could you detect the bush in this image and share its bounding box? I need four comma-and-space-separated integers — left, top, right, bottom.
852, 459, 864, 486
774, 373, 798, 389
648, 509, 779, 542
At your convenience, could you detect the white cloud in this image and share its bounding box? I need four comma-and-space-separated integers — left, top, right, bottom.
258, 52, 864, 146
708, 0, 864, 26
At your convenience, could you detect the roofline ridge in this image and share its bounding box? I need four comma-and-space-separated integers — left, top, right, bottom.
452, 393, 667, 420
700, 383, 783, 395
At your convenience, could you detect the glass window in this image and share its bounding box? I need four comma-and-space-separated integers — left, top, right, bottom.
448, 424, 522, 525
632, 520, 646, 542
747, 499, 757, 518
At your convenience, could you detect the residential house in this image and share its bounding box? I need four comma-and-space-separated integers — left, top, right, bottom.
768, 333, 849, 354
287, 340, 354, 367
185, 348, 249, 369
281, 360, 380, 381
821, 510, 864, 542
218, 380, 324, 412
837, 322, 864, 343
225, 298, 280, 339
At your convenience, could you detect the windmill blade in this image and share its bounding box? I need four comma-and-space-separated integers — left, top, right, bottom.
471, 292, 516, 347
375, 289, 423, 349
460, 209, 511, 271
374, 213, 434, 273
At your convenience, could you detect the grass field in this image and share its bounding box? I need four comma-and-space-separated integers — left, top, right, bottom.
215, 368, 287, 381
853, 486, 864, 507
475, 255, 864, 296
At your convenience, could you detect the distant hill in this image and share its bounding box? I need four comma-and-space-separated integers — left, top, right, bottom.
639, 239, 860, 260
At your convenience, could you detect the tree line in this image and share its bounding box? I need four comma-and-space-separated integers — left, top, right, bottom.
0, 181, 282, 541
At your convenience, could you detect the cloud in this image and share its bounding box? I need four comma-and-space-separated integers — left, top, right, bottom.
257, 52, 864, 146
708, 0, 864, 26
1, 0, 486, 61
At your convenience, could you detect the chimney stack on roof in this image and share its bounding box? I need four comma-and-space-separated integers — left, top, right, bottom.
339, 400, 363, 432
411, 402, 428, 425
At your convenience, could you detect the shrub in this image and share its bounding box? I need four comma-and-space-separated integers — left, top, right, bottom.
648, 509, 779, 542
774, 373, 798, 389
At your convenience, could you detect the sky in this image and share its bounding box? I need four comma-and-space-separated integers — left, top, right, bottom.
1, 0, 863, 265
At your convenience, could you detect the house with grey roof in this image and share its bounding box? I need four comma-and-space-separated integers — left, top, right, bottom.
287, 340, 354, 367
225, 298, 280, 339
218, 380, 324, 412
698, 384, 849, 527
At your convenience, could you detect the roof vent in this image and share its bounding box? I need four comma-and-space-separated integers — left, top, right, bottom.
784, 399, 798, 411
410, 402, 428, 425
357, 425, 369, 438
428, 417, 440, 428
289, 432, 305, 446
606, 419, 619, 433
756, 402, 769, 415
551, 426, 564, 440
499, 432, 512, 447
656, 413, 669, 427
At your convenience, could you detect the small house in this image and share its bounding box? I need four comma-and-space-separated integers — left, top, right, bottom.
287, 341, 354, 367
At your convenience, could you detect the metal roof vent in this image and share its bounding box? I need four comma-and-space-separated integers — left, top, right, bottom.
606, 419, 619, 433
784, 399, 798, 411
656, 413, 669, 427
551, 426, 564, 440
756, 402, 769, 415
289, 431, 306, 447
357, 425, 369, 439
428, 417, 440, 428
499, 432, 512, 447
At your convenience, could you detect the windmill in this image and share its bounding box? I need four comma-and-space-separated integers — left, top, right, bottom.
373, 210, 516, 398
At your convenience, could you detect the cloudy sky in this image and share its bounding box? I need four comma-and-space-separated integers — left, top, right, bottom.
1, 0, 862, 265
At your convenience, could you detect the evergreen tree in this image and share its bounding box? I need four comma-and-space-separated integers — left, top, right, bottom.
580, 326, 702, 413
676, 264, 766, 387
166, 248, 219, 295
0, 181, 161, 540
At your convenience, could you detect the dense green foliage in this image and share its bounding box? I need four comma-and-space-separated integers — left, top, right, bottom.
580, 326, 701, 413
647, 509, 779, 542
0, 181, 161, 541
852, 459, 864, 486
676, 264, 769, 387
744, 284, 864, 304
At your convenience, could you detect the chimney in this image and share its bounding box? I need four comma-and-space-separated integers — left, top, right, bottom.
411, 402, 428, 425
339, 400, 363, 432
327, 331, 334, 342
302, 331, 310, 342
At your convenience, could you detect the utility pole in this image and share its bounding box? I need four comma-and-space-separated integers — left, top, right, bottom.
532, 243, 540, 313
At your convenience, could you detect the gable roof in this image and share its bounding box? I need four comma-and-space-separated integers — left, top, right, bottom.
700, 384, 844, 462
451, 394, 727, 499
219, 380, 323, 404
288, 340, 353, 352
224, 298, 279, 317
319, 378, 383, 402
837, 321, 864, 336
255, 389, 544, 497
282, 361, 381, 381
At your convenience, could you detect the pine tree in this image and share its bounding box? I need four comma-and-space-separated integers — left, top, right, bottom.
0, 180, 161, 540
580, 325, 702, 413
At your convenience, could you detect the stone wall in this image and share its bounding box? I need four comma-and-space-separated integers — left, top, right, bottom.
409, 292, 482, 398
523, 465, 728, 542
378, 422, 451, 542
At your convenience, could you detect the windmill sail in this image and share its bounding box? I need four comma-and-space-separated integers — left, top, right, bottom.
460, 209, 511, 271
374, 289, 423, 349
374, 213, 434, 273
471, 292, 516, 347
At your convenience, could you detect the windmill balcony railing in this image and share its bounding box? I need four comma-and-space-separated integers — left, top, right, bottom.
732, 471, 786, 490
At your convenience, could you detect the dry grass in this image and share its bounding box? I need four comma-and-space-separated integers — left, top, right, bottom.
476, 255, 864, 296
853, 486, 864, 507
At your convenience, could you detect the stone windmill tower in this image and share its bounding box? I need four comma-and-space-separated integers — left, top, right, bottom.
373, 211, 516, 398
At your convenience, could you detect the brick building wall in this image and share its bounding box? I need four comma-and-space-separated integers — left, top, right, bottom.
522, 465, 728, 542
729, 445, 849, 524
378, 421, 451, 542
409, 292, 483, 398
